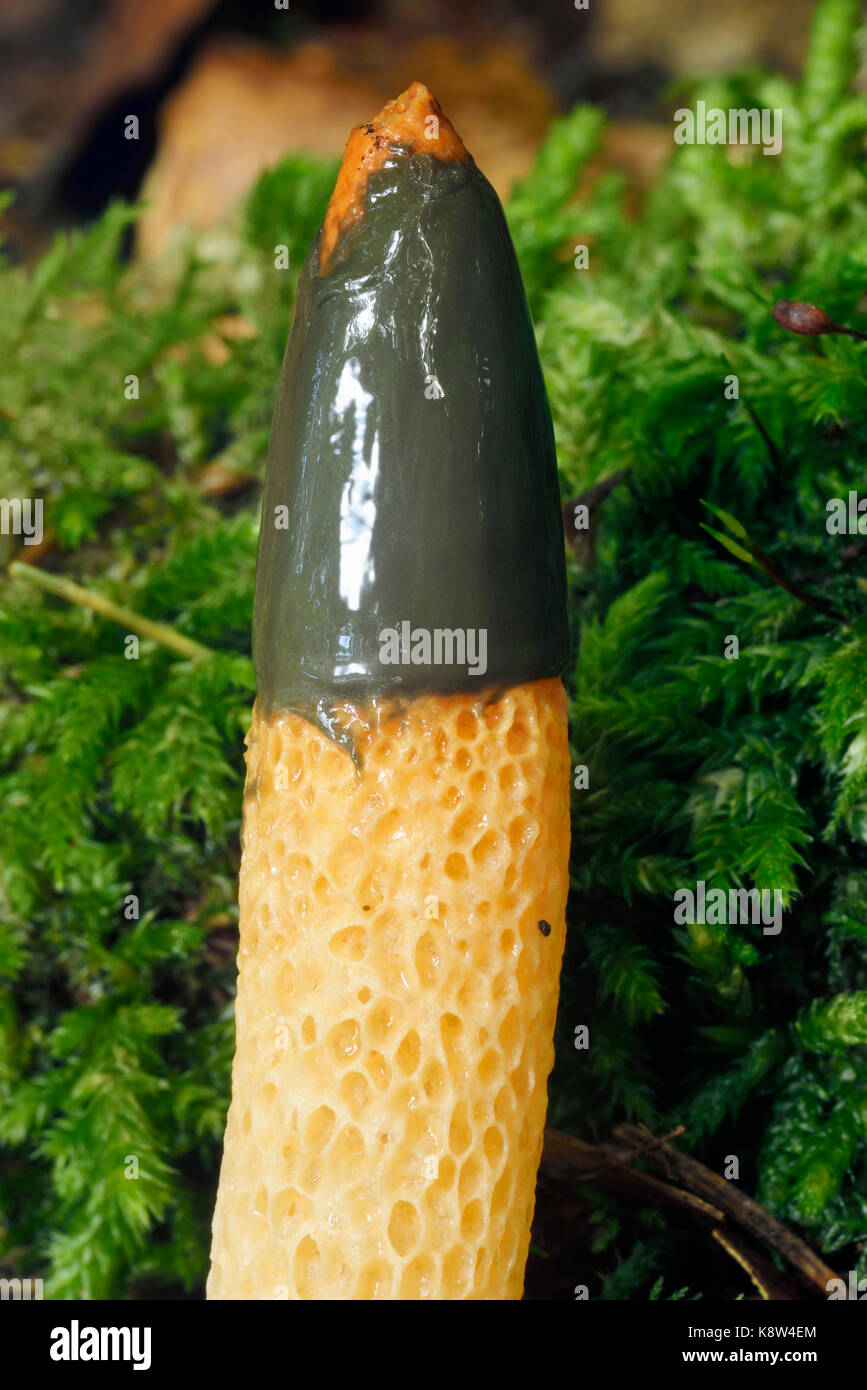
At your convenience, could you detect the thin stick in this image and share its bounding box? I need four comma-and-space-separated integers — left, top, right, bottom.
543, 1129, 819, 1299
746, 540, 846, 623
711, 1228, 801, 1302
542, 1128, 723, 1226
742, 399, 781, 472
9, 561, 213, 661
562, 468, 629, 552
615, 1123, 840, 1298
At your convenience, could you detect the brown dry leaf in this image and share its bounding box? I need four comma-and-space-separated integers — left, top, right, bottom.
136, 34, 557, 258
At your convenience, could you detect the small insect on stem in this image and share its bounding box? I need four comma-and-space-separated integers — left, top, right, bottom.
538, 919, 552, 937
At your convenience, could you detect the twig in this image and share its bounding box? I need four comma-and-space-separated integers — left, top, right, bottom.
703, 502, 846, 624
542, 1128, 723, 1226
619, 1121, 686, 1182
711, 1228, 801, 1301
9, 562, 213, 661
742, 399, 781, 472
562, 468, 629, 564
544, 1126, 839, 1300
615, 1123, 840, 1298
747, 540, 845, 623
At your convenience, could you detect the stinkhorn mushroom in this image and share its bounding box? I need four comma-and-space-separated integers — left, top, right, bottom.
208, 82, 571, 1301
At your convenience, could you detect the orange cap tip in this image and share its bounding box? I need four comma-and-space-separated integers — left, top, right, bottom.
319, 82, 470, 276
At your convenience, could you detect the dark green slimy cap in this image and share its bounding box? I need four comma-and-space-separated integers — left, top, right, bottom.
253, 85, 569, 726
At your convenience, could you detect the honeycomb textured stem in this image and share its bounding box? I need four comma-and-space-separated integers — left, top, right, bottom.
208, 677, 570, 1300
